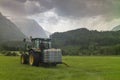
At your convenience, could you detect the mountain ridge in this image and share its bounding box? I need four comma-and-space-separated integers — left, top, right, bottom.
12, 18, 49, 38
0, 12, 26, 42
51, 28, 120, 55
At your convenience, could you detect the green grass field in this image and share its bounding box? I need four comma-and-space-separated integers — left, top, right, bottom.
0, 56, 120, 80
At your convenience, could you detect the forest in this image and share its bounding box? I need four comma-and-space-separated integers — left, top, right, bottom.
51, 28, 120, 55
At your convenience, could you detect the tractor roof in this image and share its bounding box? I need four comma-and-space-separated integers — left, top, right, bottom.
31, 38, 51, 41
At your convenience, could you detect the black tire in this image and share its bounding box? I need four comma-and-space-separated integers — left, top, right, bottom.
21, 54, 28, 64
29, 51, 39, 66
52, 63, 57, 66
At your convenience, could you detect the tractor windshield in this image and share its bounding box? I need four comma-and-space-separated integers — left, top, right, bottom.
31, 38, 51, 49
42, 41, 51, 49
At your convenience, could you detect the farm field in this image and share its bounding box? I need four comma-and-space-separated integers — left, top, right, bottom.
0, 56, 120, 80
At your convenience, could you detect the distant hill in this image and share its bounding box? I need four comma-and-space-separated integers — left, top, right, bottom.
12, 19, 49, 38
0, 13, 26, 43
112, 25, 120, 31
51, 28, 120, 55
51, 28, 120, 47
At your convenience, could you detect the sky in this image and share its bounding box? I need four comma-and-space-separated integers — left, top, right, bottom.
0, 0, 120, 33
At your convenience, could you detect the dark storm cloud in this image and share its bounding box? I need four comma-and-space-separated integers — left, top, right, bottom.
32, 0, 112, 17
15, 0, 27, 3
0, 0, 26, 16
0, 0, 120, 18
35, 0, 53, 10
0, 0, 43, 16
29, 0, 120, 18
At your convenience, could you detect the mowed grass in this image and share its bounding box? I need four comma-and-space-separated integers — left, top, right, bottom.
0, 56, 120, 80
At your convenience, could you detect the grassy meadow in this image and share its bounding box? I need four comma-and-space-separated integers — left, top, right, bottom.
0, 56, 120, 80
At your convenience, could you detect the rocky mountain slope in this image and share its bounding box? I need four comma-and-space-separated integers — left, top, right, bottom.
13, 19, 49, 38
0, 13, 26, 42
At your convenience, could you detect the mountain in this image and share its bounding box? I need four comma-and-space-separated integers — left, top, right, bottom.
0, 13, 26, 42
51, 28, 120, 47
51, 28, 120, 55
12, 19, 49, 38
112, 25, 120, 31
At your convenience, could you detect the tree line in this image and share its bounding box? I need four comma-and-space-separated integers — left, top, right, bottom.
51, 28, 120, 55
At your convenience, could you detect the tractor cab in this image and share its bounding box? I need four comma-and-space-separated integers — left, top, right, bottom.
30, 38, 51, 52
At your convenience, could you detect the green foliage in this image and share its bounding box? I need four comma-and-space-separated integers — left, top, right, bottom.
4, 52, 19, 56
0, 41, 27, 51
51, 28, 120, 55
62, 46, 81, 55
0, 51, 20, 56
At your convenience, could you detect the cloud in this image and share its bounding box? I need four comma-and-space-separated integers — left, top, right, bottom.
52, 0, 111, 17
0, 0, 119, 19
0, 0, 25, 16
0, 0, 120, 33
15, 0, 27, 3
0, 0, 43, 16
30, 0, 120, 19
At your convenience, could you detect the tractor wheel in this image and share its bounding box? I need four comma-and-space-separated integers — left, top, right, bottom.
52, 63, 57, 66
29, 52, 39, 66
21, 54, 28, 64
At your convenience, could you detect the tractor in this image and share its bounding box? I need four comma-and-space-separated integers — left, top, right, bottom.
20, 38, 62, 66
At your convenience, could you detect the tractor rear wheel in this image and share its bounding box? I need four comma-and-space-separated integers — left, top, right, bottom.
29, 52, 39, 66
21, 54, 28, 64
52, 63, 57, 66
